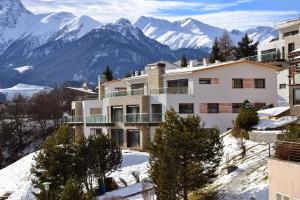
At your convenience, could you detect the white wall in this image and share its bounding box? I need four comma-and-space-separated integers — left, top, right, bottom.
277, 69, 289, 106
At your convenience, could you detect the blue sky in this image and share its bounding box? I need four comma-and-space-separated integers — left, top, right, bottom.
22, 0, 300, 30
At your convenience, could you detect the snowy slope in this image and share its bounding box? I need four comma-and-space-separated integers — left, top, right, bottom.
135, 16, 277, 50
0, 0, 101, 54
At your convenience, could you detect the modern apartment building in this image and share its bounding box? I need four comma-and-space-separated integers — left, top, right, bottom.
257, 17, 300, 63
66, 60, 279, 150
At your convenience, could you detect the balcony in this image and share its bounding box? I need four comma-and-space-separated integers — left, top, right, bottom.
149, 87, 190, 95
105, 88, 145, 98
75, 95, 98, 101
243, 52, 279, 63
86, 115, 114, 126
124, 113, 163, 124
273, 141, 300, 162
64, 116, 83, 124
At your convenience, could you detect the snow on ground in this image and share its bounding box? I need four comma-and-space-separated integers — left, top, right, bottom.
216, 135, 269, 200
0, 152, 37, 200
13, 65, 33, 74
0, 134, 270, 200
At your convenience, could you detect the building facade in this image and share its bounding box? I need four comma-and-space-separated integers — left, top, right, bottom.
66, 60, 278, 150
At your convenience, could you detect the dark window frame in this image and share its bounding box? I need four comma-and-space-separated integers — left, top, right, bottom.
254, 79, 265, 89
293, 89, 300, 105
232, 79, 243, 88
208, 103, 219, 113
179, 103, 194, 114
199, 78, 212, 84
279, 84, 287, 89
232, 103, 242, 113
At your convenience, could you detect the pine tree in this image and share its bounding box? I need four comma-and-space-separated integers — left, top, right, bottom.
102, 65, 114, 81
60, 178, 88, 200
209, 38, 223, 63
218, 30, 234, 61
235, 34, 259, 59
149, 108, 223, 200
181, 54, 188, 67
86, 135, 122, 190
236, 100, 259, 132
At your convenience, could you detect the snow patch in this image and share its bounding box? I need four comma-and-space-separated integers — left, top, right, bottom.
13, 65, 33, 73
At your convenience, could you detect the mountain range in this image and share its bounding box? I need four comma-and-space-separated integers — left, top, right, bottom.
0, 0, 278, 88
135, 16, 277, 50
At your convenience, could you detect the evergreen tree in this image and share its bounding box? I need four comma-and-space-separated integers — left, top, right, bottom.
60, 178, 89, 200
86, 135, 122, 189
181, 54, 188, 67
102, 65, 114, 81
209, 38, 223, 63
236, 100, 259, 131
149, 108, 223, 200
235, 34, 259, 59
218, 30, 234, 61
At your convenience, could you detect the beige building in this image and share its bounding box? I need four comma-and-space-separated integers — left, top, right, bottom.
268, 141, 300, 200
66, 60, 279, 150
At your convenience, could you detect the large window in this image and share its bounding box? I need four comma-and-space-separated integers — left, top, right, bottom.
232, 79, 243, 88
167, 79, 188, 94
111, 106, 123, 122
254, 79, 265, 88
199, 78, 211, 84
283, 30, 299, 38
179, 103, 194, 114
294, 89, 300, 105
127, 130, 140, 148
111, 129, 124, 147
232, 103, 241, 113
288, 43, 295, 53
208, 103, 219, 113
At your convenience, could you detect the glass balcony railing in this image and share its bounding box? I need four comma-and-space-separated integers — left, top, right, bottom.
149, 87, 189, 95
125, 113, 163, 123
86, 115, 109, 124
64, 116, 83, 123
105, 88, 145, 98
75, 95, 98, 101
242, 52, 283, 63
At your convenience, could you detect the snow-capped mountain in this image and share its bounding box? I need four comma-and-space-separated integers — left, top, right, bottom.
0, 18, 208, 87
0, 0, 101, 54
135, 16, 278, 50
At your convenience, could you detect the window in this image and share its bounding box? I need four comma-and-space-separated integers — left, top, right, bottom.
127, 130, 140, 148
232, 103, 242, 113
282, 46, 285, 59
131, 83, 144, 89
111, 129, 124, 146
255, 79, 265, 88
208, 103, 219, 113
276, 193, 282, 200
283, 30, 299, 38
232, 79, 243, 88
294, 89, 300, 105
91, 128, 102, 136
111, 106, 123, 122
279, 84, 287, 89
254, 103, 266, 110
261, 48, 276, 54
167, 79, 188, 94
288, 43, 295, 53
199, 78, 211, 84
179, 103, 194, 114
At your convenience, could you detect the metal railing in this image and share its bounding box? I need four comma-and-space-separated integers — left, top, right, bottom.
86, 115, 109, 124
149, 87, 189, 95
273, 141, 300, 162
105, 88, 145, 97
125, 113, 163, 123
242, 52, 279, 63
64, 116, 83, 123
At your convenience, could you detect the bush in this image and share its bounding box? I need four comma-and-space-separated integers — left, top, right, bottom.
236, 100, 259, 131
60, 178, 89, 200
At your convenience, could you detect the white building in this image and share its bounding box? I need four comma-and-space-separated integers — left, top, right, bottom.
277, 68, 290, 106
66, 60, 279, 150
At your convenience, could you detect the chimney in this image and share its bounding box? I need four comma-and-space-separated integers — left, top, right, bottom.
203, 58, 208, 66
135, 70, 139, 76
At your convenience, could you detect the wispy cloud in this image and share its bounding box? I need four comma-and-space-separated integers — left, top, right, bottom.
157, 10, 299, 30
21, 0, 298, 30
21, 0, 254, 22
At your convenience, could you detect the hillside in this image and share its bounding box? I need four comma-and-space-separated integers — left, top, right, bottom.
0, 134, 270, 200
